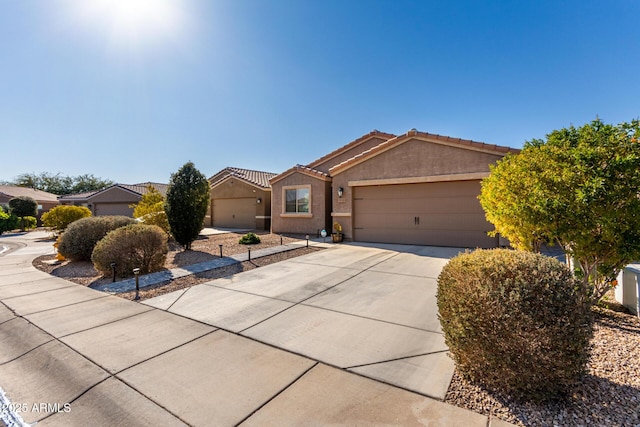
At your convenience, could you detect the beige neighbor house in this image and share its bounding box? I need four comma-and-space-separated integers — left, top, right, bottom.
0, 185, 60, 224
58, 182, 168, 217
207, 167, 277, 230
270, 129, 519, 248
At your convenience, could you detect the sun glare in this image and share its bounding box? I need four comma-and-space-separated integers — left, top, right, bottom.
63, 0, 190, 52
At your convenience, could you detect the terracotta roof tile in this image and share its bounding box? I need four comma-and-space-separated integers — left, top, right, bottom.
269, 164, 330, 184
124, 182, 169, 197
209, 167, 277, 189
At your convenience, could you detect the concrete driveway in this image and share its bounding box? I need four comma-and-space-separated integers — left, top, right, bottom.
0, 231, 512, 426
144, 243, 464, 400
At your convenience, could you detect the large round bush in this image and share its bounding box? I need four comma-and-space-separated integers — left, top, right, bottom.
57, 216, 135, 261
42, 205, 92, 233
92, 224, 168, 277
437, 249, 593, 400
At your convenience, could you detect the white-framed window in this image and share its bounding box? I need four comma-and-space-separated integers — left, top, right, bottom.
283, 186, 310, 214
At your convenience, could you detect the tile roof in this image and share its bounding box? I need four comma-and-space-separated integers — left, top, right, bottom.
329, 129, 521, 175
306, 129, 396, 169
209, 167, 277, 189
126, 182, 169, 197
269, 164, 331, 184
58, 182, 169, 201
0, 185, 59, 202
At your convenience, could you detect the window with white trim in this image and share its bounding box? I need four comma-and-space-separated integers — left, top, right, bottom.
284, 187, 310, 213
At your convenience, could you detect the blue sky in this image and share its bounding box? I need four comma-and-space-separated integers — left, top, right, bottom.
1, 0, 638, 184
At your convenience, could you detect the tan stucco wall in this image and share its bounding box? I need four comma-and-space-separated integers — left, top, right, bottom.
88, 187, 141, 217
208, 178, 271, 230
331, 138, 505, 239
90, 187, 141, 204
271, 172, 331, 235
312, 136, 390, 173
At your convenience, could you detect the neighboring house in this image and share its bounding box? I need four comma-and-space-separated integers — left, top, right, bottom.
0, 185, 60, 224
58, 182, 168, 217
271, 129, 519, 248
207, 167, 277, 230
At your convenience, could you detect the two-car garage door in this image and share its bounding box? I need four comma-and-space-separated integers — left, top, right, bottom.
212, 198, 256, 229
353, 180, 497, 248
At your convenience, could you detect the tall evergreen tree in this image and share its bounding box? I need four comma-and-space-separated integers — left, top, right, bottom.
165, 162, 210, 250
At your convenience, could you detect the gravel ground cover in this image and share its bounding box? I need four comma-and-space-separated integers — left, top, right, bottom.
446, 306, 640, 426
32, 231, 314, 290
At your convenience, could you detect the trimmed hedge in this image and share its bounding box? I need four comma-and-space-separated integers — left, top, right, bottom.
92, 224, 168, 277
57, 216, 136, 261
239, 232, 261, 245
437, 249, 593, 401
42, 205, 92, 233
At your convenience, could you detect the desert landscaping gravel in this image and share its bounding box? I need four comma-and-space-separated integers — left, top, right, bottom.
33, 232, 309, 288
31, 233, 640, 426
446, 306, 640, 427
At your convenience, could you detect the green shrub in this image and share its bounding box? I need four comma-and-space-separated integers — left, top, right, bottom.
0, 207, 19, 235
57, 216, 136, 261
42, 205, 92, 234
92, 224, 168, 277
21, 216, 37, 230
437, 249, 593, 401
239, 232, 261, 244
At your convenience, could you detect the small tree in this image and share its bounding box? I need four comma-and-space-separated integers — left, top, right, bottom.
165, 162, 210, 250
9, 196, 38, 231
130, 186, 170, 234
479, 119, 640, 303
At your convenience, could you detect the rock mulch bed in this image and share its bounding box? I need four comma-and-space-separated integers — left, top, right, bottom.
32, 232, 313, 289
445, 306, 640, 426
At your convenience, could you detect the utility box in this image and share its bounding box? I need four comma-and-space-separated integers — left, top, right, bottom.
616, 264, 640, 317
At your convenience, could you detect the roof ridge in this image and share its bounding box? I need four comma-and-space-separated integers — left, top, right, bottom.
306, 130, 396, 169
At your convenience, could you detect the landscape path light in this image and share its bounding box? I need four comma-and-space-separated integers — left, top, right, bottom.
306, 235, 309, 248
133, 268, 141, 301
110, 262, 117, 282
219, 244, 223, 258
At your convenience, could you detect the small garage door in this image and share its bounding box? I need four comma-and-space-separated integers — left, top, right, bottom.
94, 203, 133, 217
353, 181, 496, 248
213, 198, 256, 229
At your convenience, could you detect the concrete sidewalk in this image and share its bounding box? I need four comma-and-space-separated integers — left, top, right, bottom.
0, 231, 514, 426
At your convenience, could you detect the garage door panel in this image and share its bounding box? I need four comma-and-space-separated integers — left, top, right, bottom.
95, 204, 133, 217
213, 198, 255, 229
353, 181, 496, 248
356, 181, 481, 199
423, 213, 492, 231
355, 228, 494, 248
355, 196, 484, 215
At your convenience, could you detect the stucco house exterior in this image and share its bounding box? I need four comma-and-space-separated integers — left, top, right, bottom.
0, 185, 60, 224
207, 167, 276, 230
271, 129, 519, 248
58, 182, 168, 217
